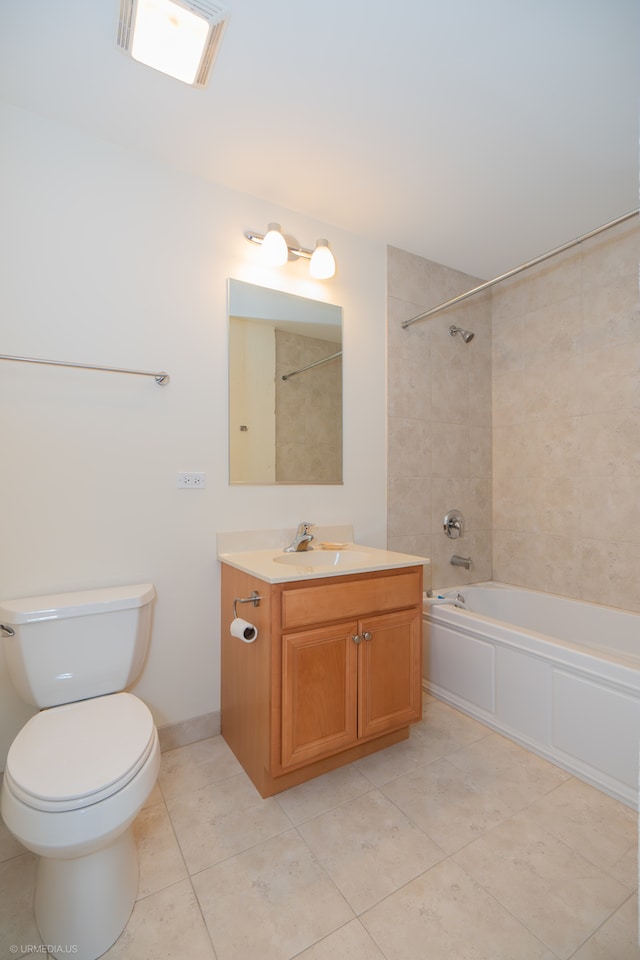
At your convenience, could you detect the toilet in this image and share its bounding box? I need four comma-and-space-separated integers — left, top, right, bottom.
0, 583, 161, 960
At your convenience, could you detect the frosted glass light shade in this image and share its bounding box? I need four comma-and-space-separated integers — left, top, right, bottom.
310, 239, 336, 279
260, 224, 289, 267
131, 0, 210, 85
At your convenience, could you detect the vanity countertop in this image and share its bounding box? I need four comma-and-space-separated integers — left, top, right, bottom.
217, 543, 430, 584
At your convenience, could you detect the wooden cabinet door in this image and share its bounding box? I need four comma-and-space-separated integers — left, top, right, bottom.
281, 621, 359, 769
358, 609, 422, 740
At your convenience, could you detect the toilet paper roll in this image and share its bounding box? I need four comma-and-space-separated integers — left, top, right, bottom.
230, 617, 258, 643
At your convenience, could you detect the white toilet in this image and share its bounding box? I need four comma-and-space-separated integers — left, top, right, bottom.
0, 583, 161, 960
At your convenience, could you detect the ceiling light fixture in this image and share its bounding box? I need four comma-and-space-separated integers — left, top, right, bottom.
244, 226, 336, 279
117, 0, 229, 87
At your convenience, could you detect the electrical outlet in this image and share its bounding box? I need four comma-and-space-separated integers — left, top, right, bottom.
177, 472, 206, 488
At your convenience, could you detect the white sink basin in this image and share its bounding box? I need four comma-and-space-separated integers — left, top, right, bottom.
273, 550, 373, 568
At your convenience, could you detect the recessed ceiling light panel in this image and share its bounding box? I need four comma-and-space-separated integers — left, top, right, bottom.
117, 0, 229, 87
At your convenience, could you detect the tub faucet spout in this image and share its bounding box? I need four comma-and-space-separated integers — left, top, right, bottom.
450, 555, 471, 570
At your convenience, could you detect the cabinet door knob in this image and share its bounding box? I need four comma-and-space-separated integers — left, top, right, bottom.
362, 631, 372, 641
352, 633, 362, 645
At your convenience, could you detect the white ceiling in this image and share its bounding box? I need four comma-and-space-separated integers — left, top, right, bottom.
1, 0, 638, 278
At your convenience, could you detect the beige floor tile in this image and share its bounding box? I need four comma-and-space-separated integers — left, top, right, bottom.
446, 731, 570, 812
142, 781, 163, 808
102, 878, 215, 959
7, 699, 637, 960
192, 829, 354, 960
361, 858, 556, 960
167, 771, 291, 874
158, 734, 243, 800
276, 763, 373, 825
296, 918, 387, 959
0, 853, 43, 957
0, 815, 26, 862
525, 777, 638, 889
133, 801, 187, 899
454, 812, 631, 959
297, 789, 445, 914
616, 843, 640, 892
572, 895, 640, 959
352, 697, 492, 788
416, 699, 493, 756
352, 729, 442, 786
380, 757, 514, 853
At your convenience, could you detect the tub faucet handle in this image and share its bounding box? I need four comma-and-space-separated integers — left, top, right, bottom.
444, 510, 464, 539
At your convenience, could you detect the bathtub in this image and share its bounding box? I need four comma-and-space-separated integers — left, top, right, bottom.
423, 582, 640, 808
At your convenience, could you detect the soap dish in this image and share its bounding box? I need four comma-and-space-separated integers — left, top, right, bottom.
319, 542, 350, 550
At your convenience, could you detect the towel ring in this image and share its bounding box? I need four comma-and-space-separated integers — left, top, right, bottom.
233, 592, 262, 618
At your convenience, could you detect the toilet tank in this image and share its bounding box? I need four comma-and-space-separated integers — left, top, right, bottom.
0, 583, 156, 708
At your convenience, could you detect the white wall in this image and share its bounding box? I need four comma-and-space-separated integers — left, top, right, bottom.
0, 103, 388, 768
229, 318, 276, 482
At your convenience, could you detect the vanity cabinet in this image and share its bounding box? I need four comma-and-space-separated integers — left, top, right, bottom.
221, 563, 422, 797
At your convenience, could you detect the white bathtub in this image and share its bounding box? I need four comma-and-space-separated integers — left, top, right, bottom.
423, 581, 640, 808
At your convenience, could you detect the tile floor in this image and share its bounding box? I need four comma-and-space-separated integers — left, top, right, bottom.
2, 694, 639, 960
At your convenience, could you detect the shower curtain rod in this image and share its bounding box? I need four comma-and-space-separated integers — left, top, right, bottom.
401, 209, 639, 330
281, 350, 342, 381
0, 353, 170, 385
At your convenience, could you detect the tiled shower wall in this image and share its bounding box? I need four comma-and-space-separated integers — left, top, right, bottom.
491, 218, 640, 611
275, 331, 343, 483
387, 217, 640, 612
386, 247, 492, 591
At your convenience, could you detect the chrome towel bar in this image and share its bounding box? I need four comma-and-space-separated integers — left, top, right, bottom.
0, 353, 169, 385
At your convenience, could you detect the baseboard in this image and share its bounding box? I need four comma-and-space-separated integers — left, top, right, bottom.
157, 711, 220, 753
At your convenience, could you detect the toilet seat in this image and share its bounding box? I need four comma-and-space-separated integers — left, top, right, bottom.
5, 692, 156, 813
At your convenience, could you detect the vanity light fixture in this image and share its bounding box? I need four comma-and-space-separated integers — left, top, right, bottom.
244, 226, 336, 279
309, 240, 336, 280
117, 0, 229, 87
259, 223, 289, 267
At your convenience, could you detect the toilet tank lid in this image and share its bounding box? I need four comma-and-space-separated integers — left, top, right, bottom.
0, 583, 156, 624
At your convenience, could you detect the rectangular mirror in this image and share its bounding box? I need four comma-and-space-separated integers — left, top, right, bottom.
228, 280, 343, 484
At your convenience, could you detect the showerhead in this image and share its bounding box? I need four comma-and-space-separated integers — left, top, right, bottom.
449, 325, 475, 343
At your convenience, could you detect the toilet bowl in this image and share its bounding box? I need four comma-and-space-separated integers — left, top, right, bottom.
0, 584, 160, 960
1, 693, 161, 960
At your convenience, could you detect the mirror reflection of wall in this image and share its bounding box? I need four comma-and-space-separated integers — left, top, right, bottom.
228, 280, 343, 485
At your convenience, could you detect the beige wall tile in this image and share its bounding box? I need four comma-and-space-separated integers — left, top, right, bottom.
582, 342, 640, 414
581, 539, 640, 612
581, 476, 640, 544
389, 223, 639, 610
388, 417, 432, 479
387, 477, 431, 539
387, 249, 492, 583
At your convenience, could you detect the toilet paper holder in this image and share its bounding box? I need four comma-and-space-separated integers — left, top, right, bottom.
233, 591, 262, 618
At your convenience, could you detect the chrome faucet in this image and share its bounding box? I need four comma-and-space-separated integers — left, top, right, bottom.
284, 522, 315, 552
